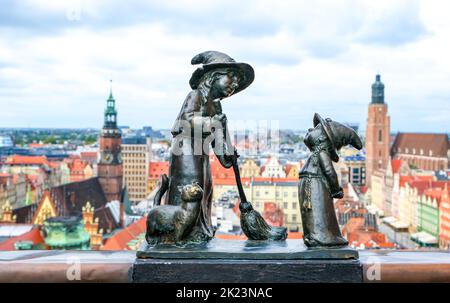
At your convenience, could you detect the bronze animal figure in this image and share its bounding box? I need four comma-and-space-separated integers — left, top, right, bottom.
146, 181, 204, 246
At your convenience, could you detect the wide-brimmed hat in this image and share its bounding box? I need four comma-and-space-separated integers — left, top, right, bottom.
313, 113, 363, 162
189, 51, 255, 95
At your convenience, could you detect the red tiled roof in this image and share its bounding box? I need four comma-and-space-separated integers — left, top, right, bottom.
6, 155, 49, 166
253, 177, 297, 183
359, 186, 368, 194
271, 177, 298, 183
235, 138, 254, 150
69, 158, 89, 172
262, 202, 284, 227
342, 217, 365, 234
424, 187, 449, 204
391, 159, 402, 174
392, 132, 449, 158
80, 152, 98, 158
407, 180, 448, 195
0, 226, 46, 250
27, 143, 45, 148
211, 158, 234, 179
213, 178, 238, 186
101, 217, 146, 250
48, 161, 61, 169
400, 175, 436, 188
284, 164, 295, 175
343, 217, 395, 248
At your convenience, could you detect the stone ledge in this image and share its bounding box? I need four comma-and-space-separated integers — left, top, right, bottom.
131, 259, 363, 283
0, 249, 449, 283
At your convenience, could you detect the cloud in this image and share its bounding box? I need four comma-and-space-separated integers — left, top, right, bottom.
0, 0, 449, 133
355, 0, 429, 46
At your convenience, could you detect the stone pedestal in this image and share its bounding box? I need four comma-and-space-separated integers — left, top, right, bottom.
131, 239, 362, 283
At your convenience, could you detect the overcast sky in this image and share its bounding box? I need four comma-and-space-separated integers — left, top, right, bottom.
0, 0, 449, 133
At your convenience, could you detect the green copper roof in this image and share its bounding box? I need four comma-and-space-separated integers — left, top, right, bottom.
43, 217, 90, 250
103, 80, 119, 130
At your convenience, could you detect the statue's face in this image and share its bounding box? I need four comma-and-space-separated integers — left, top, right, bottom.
211, 70, 240, 100
304, 125, 326, 151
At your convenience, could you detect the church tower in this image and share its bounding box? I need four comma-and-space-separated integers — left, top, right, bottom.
98, 82, 123, 202
365, 74, 390, 187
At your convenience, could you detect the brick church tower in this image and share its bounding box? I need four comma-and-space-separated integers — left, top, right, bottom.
98, 82, 123, 202
365, 74, 390, 187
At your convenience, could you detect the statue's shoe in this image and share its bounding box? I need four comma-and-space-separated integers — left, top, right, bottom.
304, 235, 348, 248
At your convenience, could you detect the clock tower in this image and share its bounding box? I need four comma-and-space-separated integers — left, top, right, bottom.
98, 82, 123, 202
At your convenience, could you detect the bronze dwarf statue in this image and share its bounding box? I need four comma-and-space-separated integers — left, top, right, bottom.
299, 113, 362, 247
146, 51, 255, 246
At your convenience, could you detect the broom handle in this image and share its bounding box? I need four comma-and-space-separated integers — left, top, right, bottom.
231, 149, 248, 203
214, 103, 247, 204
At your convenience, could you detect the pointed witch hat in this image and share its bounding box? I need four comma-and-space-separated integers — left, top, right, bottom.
313, 113, 363, 162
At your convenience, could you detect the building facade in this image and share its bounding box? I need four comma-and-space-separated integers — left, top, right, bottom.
240, 158, 260, 178
246, 178, 300, 231
260, 156, 286, 178
417, 191, 440, 246
213, 176, 301, 231
343, 155, 366, 187
439, 187, 450, 250
122, 136, 152, 203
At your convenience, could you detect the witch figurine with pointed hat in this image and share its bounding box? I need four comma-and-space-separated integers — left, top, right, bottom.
146, 51, 255, 246
299, 113, 363, 248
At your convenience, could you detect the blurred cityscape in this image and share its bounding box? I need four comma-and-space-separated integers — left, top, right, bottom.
0, 74, 448, 252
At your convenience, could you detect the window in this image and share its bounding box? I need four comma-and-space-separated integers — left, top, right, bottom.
283, 202, 288, 209
378, 129, 382, 142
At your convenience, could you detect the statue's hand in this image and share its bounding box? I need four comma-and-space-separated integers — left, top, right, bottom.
224, 148, 239, 163
331, 188, 344, 199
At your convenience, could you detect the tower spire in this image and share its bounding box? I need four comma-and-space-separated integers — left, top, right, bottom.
109, 79, 114, 100
371, 74, 385, 104
103, 80, 118, 130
